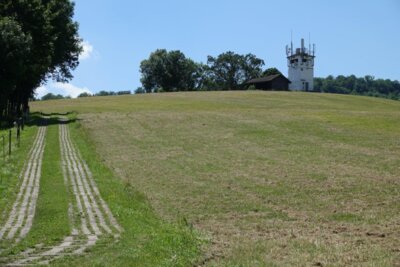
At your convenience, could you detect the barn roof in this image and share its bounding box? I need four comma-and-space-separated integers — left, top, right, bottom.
246, 74, 291, 84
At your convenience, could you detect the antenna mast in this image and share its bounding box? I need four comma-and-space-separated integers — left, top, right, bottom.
291, 30, 293, 56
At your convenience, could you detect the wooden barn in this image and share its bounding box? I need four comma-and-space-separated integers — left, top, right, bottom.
246, 74, 291, 90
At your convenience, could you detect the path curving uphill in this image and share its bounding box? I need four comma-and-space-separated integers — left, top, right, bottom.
0, 125, 47, 243
6, 120, 122, 265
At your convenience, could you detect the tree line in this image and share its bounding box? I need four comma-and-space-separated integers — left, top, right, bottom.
38, 90, 132, 101
314, 75, 400, 100
137, 49, 277, 93
81, 90, 131, 97
138, 49, 400, 100
0, 0, 81, 124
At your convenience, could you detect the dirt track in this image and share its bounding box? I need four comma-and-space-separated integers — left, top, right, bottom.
0, 126, 47, 243
1, 120, 121, 266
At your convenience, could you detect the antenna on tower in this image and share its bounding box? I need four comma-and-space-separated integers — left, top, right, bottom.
291, 30, 293, 43
290, 30, 293, 56
309, 33, 311, 54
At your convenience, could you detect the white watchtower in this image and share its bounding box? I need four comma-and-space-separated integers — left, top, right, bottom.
286, 38, 316, 91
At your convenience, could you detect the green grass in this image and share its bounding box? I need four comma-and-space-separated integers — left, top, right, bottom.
0, 118, 38, 225
1, 114, 201, 266
52, 117, 201, 266
25, 91, 400, 266
0, 116, 72, 259
15, 118, 70, 252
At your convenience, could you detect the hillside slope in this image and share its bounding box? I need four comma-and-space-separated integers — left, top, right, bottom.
31, 91, 400, 266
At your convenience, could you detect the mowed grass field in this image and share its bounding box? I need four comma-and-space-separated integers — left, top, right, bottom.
1, 117, 199, 266
31, 91, 400, 266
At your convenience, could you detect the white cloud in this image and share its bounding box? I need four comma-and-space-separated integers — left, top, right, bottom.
35, 82, 92, 99
80, 40, 93, 60
35, 85, 49, 99
52, 82, 92, 98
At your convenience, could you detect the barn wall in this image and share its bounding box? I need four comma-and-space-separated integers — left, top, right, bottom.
270, 77, 289, 90
247, 75, 290, 90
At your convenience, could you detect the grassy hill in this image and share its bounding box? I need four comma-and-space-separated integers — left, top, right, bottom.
30, 91, 400, 266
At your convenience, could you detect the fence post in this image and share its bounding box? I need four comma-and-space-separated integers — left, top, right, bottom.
2, 135, 4, 160
17, 126, 20, 147
9, 129, 12, 156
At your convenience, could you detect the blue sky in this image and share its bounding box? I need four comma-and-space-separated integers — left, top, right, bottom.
37, 0, 400, 98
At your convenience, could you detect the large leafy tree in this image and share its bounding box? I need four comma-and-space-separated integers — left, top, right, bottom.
0, 17, 32, 119
262, 67, 282, 76
140, 49, 201, 92
206, 51, 264, 90
139, 50, 267, 92
0, 0, 81, 121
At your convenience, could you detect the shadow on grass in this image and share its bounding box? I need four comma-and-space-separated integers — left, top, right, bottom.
1, 112, 77, 130
26, 112, 79, 127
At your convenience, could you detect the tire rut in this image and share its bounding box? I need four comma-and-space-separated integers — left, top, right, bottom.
0, 125, 47, 243
5, 120, 122, 266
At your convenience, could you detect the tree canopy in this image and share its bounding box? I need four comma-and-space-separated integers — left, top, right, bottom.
314, 75, 400, 100
263, 67, 282, 76
78, 92, 92, 98
140, 49, 201, 93
204, 52, 264, 90
41, 93, 68, 101
0, 0, 81, 122
140, 50, 265, 92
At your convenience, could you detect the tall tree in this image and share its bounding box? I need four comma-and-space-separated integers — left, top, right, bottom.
140, 49, 201, 92
262, 67, 282, 77
0, 17, 32, 119
206, 51, 264, 90
0, 0, 81, 121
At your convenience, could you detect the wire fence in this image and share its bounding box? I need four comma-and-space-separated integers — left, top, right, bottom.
0, 119, 24, 185
1, 125, 22, 163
